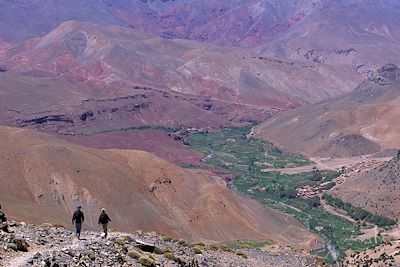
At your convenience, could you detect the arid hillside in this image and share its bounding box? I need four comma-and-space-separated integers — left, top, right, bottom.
259, 0, 400, 74
255, 64, 400, 157
330, 152, 400, 221
0, 126, 321, 247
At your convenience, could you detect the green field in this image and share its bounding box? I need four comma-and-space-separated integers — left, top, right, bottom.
186, 127, 383, 264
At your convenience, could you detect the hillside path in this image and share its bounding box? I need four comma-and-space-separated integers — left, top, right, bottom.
6, 238, 82, 267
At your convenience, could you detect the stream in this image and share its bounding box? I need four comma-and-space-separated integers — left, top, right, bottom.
327, 240, 340, 263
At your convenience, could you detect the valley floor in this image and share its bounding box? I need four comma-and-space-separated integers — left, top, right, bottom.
184, 127, 397, 265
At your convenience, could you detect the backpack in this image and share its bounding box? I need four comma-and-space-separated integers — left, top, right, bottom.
0, 211, 6, 222
99, 213, 110, 224
73, 210, 84, 223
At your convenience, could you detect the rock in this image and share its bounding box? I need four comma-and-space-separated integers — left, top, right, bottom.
88, 252, 96, 261
135, 239, 156, 253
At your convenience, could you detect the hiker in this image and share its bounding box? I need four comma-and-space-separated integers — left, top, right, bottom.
0, 204, 10, 233
72, 206, 84, 239
98, 208, 111, 238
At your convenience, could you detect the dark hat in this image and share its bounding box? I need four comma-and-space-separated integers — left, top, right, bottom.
77, 206, 82, 209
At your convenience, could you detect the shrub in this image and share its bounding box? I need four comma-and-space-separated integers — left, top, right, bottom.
138, 256, 155, 267
177, 239, 188, 246
40, 223, 53, 228
162, 235, 173, 242
114, 238, 126, 246
207, 244, 219, 251
239, 244, 251, 249
236, 251, 248, 259
162, 246, 174, 254
193, 246, 203, 254
164, 252, 177, 261
153, 246, 164, 254
7, 243, 18, 251
127, 249, 141, 259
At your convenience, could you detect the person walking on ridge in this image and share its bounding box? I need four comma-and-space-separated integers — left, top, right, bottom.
98, 208, 111, 238
0, 204, 10, 233
72, 206, 84, 239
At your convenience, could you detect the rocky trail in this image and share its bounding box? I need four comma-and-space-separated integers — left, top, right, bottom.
0, 222, 318, 267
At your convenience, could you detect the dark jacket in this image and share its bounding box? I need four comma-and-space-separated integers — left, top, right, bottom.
98, 212, 111, 224
0, 210, 6, 223
72, 210, 84, 224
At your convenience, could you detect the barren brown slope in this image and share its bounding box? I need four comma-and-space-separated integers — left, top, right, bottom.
0, 126, 320, 247
330, 153, 400, 221
255, 64, 400, 157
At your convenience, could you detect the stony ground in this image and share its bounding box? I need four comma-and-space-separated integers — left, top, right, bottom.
0, 222, 317, 267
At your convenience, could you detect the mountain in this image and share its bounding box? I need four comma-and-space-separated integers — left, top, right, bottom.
254, 64, 400, 157
0, 126, 321, 246
330, 152, 400, 221
0, 19, 361, 158
259, 0, 400, 74
0, 0, 319, 46
0, 21, 360, 108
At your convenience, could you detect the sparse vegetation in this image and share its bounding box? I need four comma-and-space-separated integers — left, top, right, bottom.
193, 246, 203, 254
7, 243, 18, 251
162, 235, 173, 242
162, 246, 174, 254
222, 240, 275, 250
177, 239, 188, 246
163, 252, 177, 261
153, 246, 164, 255
127, 249, 142, 259
236, 251, 248, 259
138, 256, 155, 267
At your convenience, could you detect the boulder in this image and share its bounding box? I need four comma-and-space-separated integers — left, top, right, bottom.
134, 239, 155, 253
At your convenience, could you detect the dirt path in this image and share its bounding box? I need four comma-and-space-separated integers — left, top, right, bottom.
6, 238, 82, 267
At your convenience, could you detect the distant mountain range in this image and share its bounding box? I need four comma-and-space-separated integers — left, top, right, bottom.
0, 0, 319, 45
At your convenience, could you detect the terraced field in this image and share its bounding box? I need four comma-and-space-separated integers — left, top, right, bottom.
186, 127, 384, 264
